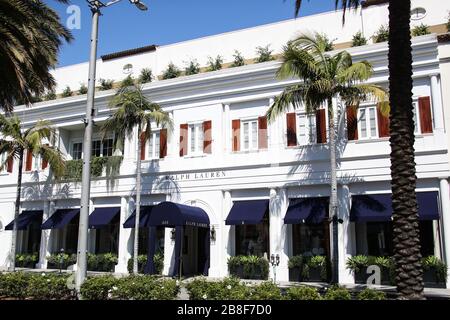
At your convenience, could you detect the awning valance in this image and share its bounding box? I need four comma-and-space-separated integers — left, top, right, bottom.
123, 206, 154, 228
225, 200, 269, 225
284, 197, 328, 224
41, 209, 79, 230
89, 207, 120, 229
350, 191, 440, 222
149, 202, 209, 228
5, 211, 43, 231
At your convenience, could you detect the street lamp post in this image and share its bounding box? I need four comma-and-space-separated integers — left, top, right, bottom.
75, 0, 148, 294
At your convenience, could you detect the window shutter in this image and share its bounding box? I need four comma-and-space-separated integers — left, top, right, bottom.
286, 113, 297, 147
203, 120, 212, 154
258, 116, 268, 149
179, 124, 188, 156
232, 119, 240, 152
140, 132, 146, 160
377, 104, 390, 138
419, 96, 433, 134
316, 109, 327, 143
159, 129, 167, 159
25, 150, 33, 171
6, 158, 13, 173
346, 106, 358, 141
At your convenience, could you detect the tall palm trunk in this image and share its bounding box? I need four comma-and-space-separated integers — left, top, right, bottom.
327, 97, 338, 283
388, 1, 424, 299
9, 148, 24, 272
133, 124, 142, 274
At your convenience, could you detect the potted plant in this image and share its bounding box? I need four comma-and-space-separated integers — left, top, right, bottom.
303, 255, 328, 282
242, 255, 269, 280
373, 256, 394, 285
346, 255, 370, 284
228, 256, 244, 278
422, 256, 448, 288
288, 255, 303, 282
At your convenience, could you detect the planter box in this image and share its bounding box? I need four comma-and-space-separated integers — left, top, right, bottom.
423, 269, 446, 288
304, 268, 326, 282
229, 265, 244, 279
289, 267, 302, 282
380, 269, 393, 285
354, 270, 370, 284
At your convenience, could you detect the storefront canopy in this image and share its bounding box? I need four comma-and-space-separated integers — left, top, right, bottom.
284, 197, 328, 224
5, 211, 43, 231
149, 201, 209, 228
123, 206, 154, 228
225, 200, 269, 225
89, 207, 120, 229
41, 209, 79, 230
350, 191, 440, 222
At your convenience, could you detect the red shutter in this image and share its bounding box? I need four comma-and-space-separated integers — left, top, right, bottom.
41, 144, 49, 170
316, 109, 327, 143
377, 104, 390, 138
25, 150, 32, 171
6, 158, 13, 173
286, 113, 297, 147
159, 129, 167, 159
346, 106, 358, 141
179, 124, 188, 156
419, 96, 433, 134
232, 120, 240, 152
258, 116, 268, 149
140, 132, 146, 160
203, 120, 212, 154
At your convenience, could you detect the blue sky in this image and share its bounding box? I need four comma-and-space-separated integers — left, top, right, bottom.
48, 0, 337, 67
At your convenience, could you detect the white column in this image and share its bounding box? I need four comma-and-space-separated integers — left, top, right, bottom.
87, 199, 95, 253
37, 201, 54, 269
439, 178, 450, 289
115, 197, 132, 273
166, 111, 175, 159
338, 184, 354, 284
223, 190, 233, 277
277, 188, 289, 282
163, 193, 174, 275
268, 188, 279, 281
431, 75, 445, 133
223, 104, 230, 155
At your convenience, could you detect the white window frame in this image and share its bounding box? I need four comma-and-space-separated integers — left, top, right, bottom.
147, 130, 161, 160
240, 118, 258, 151
70, 140, 83, 160
357, 106, 379, 140
296, 112, 317, 145
187, 122, 204, 156
412, 100, 421, 134
0, 152, 8, 173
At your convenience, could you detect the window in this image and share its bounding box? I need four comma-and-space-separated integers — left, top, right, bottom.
235, 219, 269, 257
72, 142, 83, 160
188, 123, 204, 155
102, 139, 114, 157
241, 119, 258, 151
0, 153, 7, 173
292, 223, 329, 257
297, 113, 316, 145
92, 141, 101, 157
148, 131, 160, 159
358, 106, 378, 139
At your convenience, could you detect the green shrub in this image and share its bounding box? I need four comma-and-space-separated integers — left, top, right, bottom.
80, 275, 118, 300
227, 255, 269, 280
87, 253, 118, 272
422, 256, 448, 283
139, 68, 153, 83
79, 83, 88, 95
15, 253, 39, 268
186, 277, 250, 300
47, 253, 77, 269
316, 33, 334, 51
99, 79, 114, 91
302, 255, 328, 281
26, 273, 76, 300
61, 86, 73, 98
44, 90, 57, 101
127, 253, 164, 274
255, 45, 274, 63
357, 288, 386, 300
323, 285, 351, 300
162, 63, 181, 80
0, 272, 31, 298
185, 60, 200, 75
373, 25, 389, 43
249, 281, 283, 300
352, 31, 367, 47
286, 286, 322, 300
231, 50, 245, 67
113, 275, 179, 300
288, 255, 303, 269
207, 55, 223, 71
346, 255, 370, 273
119, 75, 135, 88
412, 23, 430, 37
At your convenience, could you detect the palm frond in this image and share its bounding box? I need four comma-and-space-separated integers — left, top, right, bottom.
40, 144, 66, 178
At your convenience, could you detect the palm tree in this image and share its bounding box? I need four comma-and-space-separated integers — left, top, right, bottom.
0, 0, 72, 112
293, 0, 424, 300
0, 114, 66, 271
266, 33, 387, 284
102, 84, 172, 274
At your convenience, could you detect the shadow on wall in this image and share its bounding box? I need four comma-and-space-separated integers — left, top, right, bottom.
23, 171, 73, 201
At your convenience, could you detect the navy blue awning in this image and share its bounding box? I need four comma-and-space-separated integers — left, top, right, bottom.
5, 211, 43, 231
123, 206, 154, 228
284, 197, 328, 224
89, 207, 120, 229
350, 191, 440, 222
149, 202, 209, 228
225, 200, 269, 225
41, 209, 79, 229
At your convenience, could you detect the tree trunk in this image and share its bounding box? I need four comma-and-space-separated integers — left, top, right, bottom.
9, 148, 24, 272
328, 97, 338, 284
133, 124, 142, 274
388, 0, 424, 299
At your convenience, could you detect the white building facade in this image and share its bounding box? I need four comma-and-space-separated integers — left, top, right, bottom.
1, 0, 450, 287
